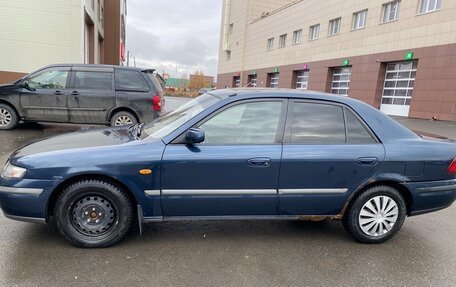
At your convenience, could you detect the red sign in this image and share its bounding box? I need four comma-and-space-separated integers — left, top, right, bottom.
120, 41, 125, 61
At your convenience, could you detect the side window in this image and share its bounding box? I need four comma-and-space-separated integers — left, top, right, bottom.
199, 101, 283, 144
74, 71, 113, 90
28, 69, 69, 89
115, 70, 150, 91
290, 102, 346, 144
345, 108, 376, 143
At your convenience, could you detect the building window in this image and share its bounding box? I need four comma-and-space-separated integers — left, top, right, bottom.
268, 73, 279, 88
279, 34, 287, 48
267, 38, 274, 51
382, 1, 400, 23
419, 0, 441, 14
248, 74, 257, 87
309, 24, 320, 40
295, 70, 309, 89
352, 10, 368, 30
331, 67, 352, 96
233, 76, 240, 88
226, 51, 231, 61
329, 18, 341, 36
229, 23, 234, 34
381, 61, 417, 107
293, 29, 302, 44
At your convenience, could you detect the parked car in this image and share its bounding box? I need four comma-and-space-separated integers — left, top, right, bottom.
1, 89, 455, 247
0, 64, 165, 129
198, 87, 214, 95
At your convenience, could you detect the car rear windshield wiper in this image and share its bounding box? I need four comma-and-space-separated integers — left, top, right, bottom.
127, 123, 144, 139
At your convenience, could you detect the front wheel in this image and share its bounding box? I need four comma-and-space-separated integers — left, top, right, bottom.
343, 186, 407, 244
54, 180, 134, 248
0, 104, 18, 130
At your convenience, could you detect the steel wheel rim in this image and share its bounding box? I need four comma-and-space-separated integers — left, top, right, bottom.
114, 115, 133, 126
0, 108, 12, 127
359, 195, 399, 237
70, 195, 117, 237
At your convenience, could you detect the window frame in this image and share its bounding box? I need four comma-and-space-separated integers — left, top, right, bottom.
172, 98, 289, 146
279, 34, 287, 48
309, 24, 320, 40
267, 38, 274, 51
382, 1, 400, 23
295, 70, 309, 90
418, 0, 441, 14
283, 99, 379, 145
331, 67, 352, 96
268, 73, 280, 88
328, 17, 342, 36
293, 29, 302, 45
352, 9, 368, 30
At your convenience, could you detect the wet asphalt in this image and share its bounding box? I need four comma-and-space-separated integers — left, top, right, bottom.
0, 97, 455, 286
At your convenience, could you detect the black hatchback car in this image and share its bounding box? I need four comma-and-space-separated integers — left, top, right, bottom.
0, 64, 165, 129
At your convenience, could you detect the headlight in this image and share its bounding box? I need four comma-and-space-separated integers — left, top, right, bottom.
1, 162, 27, 179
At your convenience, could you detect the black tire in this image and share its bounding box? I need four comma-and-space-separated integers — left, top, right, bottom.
54, 179, 134, 248
0, 103, 18, 130
110, 111, 137, 127
343, 185, 406, 244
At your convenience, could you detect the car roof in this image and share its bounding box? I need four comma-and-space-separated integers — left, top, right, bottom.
43, 64, 153, 72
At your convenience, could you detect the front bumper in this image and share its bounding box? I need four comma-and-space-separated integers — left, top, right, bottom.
404, 179, 456, 216
0, 179, 61, 223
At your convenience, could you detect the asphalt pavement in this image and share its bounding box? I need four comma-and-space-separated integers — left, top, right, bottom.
0, 97, 455, 286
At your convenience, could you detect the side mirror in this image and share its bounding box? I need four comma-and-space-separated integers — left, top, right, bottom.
21, 81, 36, 91
185, 128, 205, 144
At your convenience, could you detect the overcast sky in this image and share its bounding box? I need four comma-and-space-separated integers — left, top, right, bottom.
126, 0, 222, 78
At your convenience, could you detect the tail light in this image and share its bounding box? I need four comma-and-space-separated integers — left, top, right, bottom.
153, 95, 161, 111
448, 158, 456, 174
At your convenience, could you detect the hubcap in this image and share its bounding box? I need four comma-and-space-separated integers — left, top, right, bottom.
0, 108, 12, 127
71, 196, 116, 236
359, 195, 399, 237
114, 115, 133, 126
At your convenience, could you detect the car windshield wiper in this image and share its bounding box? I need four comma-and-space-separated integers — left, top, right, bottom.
127, 123, 144, 139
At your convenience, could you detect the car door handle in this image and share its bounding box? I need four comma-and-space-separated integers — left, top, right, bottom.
356, 157, 378, 166
54, 91, 63, 95
248, 158, 271, 168
71, 91, 79, 96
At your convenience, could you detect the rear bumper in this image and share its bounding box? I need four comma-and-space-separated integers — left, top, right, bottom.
404, 179, 456, 216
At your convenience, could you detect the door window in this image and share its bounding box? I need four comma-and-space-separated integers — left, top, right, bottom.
199, 101, 283, 144
115, 70, 150, 91
345, 108, 376, 143
29, 69, 69, 89
75, 71, 113, 90
290, 102, 346, 144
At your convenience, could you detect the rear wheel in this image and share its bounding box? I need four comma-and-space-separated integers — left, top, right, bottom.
54, 180, 133, 248
111, 111, 137, 127
0, 104, 18, 130
343, 186, 406, 244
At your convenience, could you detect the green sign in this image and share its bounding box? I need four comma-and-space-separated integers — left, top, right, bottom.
274, 67, 279, 73
252, 70, 257, 75
405, 51, 414, 60
343, 59, 350, 66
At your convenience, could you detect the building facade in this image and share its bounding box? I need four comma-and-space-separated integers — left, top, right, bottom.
217, 0, 456, 120
0, 0, 127, 84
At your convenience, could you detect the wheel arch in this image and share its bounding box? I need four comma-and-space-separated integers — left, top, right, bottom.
0, 99, 20, 118
46, 173, 139, 221
108, 107, 139, 123
342, 180, 413, 218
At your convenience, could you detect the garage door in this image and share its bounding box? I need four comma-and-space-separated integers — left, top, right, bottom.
380, 61, 417, 117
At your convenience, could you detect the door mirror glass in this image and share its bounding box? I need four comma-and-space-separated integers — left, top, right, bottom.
185, 128, 205, 144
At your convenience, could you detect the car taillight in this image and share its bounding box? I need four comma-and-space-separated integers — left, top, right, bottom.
448, 158, 456, 174
153, 95, 161, 111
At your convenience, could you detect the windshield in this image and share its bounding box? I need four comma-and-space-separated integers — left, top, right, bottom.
140, 93, 220, 140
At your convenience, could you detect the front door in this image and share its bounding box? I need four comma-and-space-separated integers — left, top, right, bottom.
20, 67, 70, 122
161, 99, 287, 217
278, 100, 385, 216
68, 69, 115, 124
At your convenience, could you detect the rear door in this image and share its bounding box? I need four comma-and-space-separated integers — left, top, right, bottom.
20, 67, 70, 122
68, 67, 115, 124
278, 100, 385, 216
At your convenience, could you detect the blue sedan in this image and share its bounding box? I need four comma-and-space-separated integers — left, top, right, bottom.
1, 89, 456, 247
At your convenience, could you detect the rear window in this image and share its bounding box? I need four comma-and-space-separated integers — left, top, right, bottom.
115, 70, 150, 92
146, 73, 164, 93
74, 71, 113, 90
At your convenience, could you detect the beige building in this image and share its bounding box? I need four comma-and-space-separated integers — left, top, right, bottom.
217, 0, 456, 120
0, 0, 127, 84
